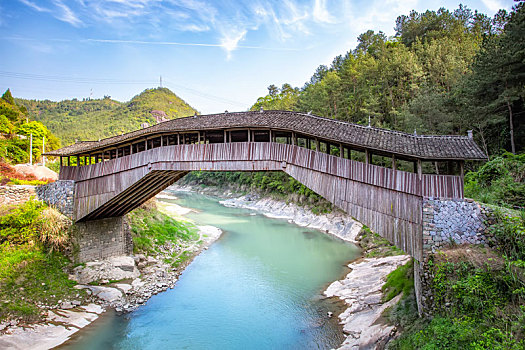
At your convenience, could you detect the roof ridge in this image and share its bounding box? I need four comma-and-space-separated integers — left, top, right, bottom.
261, 110, 472, 140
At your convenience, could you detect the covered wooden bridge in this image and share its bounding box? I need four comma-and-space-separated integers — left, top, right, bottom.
45, 110, 486, 260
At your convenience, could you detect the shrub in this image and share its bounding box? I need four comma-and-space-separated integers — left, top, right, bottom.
391, 317, 524, 350
488, 210, 525, 261
0, 200, 44, 245
465, 152, 525, 208
35, 207, 72, 252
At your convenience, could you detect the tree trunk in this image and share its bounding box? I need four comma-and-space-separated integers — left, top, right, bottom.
506, 99, 516, 154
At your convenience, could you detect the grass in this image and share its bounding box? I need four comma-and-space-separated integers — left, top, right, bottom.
0, 200, 84, 322
382, 259, 414, 302
128, 207, 198, 253
357, 226, 405, 257
7, 178, 49, 186
0, 243, 86, 322
128, 206, 200, 267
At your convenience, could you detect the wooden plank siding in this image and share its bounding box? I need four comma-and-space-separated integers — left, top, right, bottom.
61, 142, 463, 260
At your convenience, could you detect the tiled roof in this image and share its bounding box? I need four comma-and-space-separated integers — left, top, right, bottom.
45, 110, 487, 160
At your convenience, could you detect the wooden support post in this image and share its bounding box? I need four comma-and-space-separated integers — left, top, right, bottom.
160, 136, 163, 147
315, 138, 320, 152
87, 155, 90, 165
177, 134, 180, 145
417, 159, 423, 180
434, 161, 439, 175
115, 148, 119, 159
248, 129, 251, 142
145, 139, 148, 150
269, 129, 272, 143
459, 160, 464, 178
339, 144, 343, 157
198, 131, 201, 144
224, 130, 227, 143
365, 149, 370, 164
392, 155, 397, 171
130, 144, 133, 155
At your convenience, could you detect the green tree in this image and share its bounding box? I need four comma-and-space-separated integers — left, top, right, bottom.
16, 121, 48, 139
458, 2, 525, 154
0, 115, 14, 134
1, 89, 15, 105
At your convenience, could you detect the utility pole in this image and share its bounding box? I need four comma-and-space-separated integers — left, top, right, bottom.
29, 133, 33, 165
42, 136, 45, 167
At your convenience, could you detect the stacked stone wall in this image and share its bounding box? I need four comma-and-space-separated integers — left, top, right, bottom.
36, 180, 75, 219
0, 185, 37, 205
422, 198, 493, 252
415, 198, 494, 315
72, 216, 133, 263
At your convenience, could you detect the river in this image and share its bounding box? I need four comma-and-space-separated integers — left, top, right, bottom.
60, 191, 360, 349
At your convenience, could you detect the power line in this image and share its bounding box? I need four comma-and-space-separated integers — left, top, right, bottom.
0, 70, 248, 108
0, 71, 155, 84
163, 78, 246, 108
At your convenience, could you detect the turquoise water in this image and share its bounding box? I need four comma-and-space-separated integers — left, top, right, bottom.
61, 192, 359, 349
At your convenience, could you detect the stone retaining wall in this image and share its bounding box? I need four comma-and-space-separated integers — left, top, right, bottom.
0, 185, 37, 205
72, 216, 133, 263
422, 198, 493, 252
415, 197, 494, 315
36, 180, 75, 219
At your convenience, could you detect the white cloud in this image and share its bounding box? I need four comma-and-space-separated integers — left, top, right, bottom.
219, 29, 247, 59
53, 0, 83, 26
19, 0, 51, 13
313, 0, 335, 23
177, 23, 210, 32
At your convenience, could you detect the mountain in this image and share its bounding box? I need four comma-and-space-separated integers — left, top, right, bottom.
17, 88, 198, 145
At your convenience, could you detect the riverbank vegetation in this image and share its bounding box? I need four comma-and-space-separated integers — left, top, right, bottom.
386, 210, 525, 349
357, 227, 405, 258
182, 171, 334, 214
127, 202, 200, 268
0, 200, 85, 323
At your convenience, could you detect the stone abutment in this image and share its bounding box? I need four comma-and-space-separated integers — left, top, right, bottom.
415, 198, 493, 315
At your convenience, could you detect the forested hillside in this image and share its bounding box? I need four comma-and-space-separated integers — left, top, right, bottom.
17, 87, 197, 145
252, 4, 524, 157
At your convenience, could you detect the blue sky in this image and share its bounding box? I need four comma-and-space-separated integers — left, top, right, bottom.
0, 0, 515, 114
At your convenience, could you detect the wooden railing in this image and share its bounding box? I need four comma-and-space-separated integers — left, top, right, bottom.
60, 142, 464, 199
